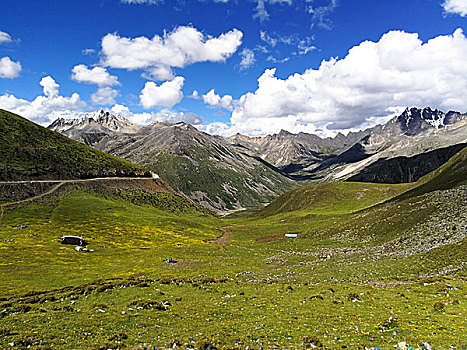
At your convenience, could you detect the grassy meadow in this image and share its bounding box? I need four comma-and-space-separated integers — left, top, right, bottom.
0, 151, 466, 349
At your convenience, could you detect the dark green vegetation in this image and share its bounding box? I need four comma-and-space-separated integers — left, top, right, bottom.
0, 110, 146, 180
0, 147, 466, 349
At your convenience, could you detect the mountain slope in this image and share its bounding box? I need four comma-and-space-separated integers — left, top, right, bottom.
46, 107, 466, 212
325, 108, 467, 182
229, 107, 466, 182
51, 116, 296, 213
228, 128, 369, 176
258, 145, 467, 218
257, 181, 413, 217
0, 109, 146, 180
346, 143, 466, 183
394, 146, 467, 200
48, 109, 142, 148
100, 122, 296, 213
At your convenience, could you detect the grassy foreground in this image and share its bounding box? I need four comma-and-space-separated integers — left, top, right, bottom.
0, 154, 466, 349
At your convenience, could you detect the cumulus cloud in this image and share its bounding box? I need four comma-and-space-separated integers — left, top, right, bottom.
187, 90, 201, 100
71, 64, 119, 86
0, 30, 12, 43
39, 76, 60, 97
203, 89, 233, 110
212, 28, 467, 137
0, 57, 21, 79
100, 26, 242, 80
442, 0, 467, 16
239, 48, 255, 70
110, 104, 202, 125
0, 77, 86, 125
143, 65, 174, 81
140, 76, 184, 108
91, 87, 118, 105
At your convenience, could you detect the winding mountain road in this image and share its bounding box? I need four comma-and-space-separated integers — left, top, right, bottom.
0, 177, 154, 207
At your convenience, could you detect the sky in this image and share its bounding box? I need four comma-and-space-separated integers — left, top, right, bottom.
0, 0, 466, 137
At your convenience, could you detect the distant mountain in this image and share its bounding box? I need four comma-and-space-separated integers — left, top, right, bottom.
227, 107, 466, 183
228, 128, 368, 176
0, 109, 146, 181
329, 107, 467, 182
49, 109, 141, 146
47, 107, 466, 212
48, 114, 295, 213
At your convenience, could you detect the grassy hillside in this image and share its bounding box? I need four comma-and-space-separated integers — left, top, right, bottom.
257, 181, 413, 217
0, 109, 145, 180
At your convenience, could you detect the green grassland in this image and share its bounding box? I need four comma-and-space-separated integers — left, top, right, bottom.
0, 110, 145, 180
0, 150, 466, 349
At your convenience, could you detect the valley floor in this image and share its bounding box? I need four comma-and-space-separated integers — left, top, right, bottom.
0, 180, 466, 349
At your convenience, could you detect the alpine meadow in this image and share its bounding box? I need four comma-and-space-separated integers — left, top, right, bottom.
0, 1, 466, 349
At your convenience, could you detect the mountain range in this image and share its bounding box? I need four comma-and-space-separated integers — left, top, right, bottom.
48, 107, 466, 213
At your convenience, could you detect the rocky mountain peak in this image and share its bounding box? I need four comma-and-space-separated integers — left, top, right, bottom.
395, 107, 447, 135
48, 110, 141, 134
48, 117, 81, 132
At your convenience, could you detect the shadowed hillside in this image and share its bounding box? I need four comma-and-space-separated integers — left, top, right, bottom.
0, 109, 147, 180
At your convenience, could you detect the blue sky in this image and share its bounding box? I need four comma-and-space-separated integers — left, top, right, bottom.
0, 0, 466, 136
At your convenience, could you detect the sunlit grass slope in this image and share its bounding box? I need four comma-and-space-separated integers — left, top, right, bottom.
0, 190, 221, 293
0, 109, 145, 180
257, 181, 413, 217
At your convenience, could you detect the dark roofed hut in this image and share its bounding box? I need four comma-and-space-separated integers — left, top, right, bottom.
61, 235, 87, 246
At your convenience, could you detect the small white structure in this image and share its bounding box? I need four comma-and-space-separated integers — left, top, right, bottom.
284, 233, 298, 238
150, 171, 160, 179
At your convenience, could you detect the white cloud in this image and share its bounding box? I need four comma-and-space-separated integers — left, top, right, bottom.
259, 31, 315, 58
196, 121, 232, 136
239, 48, 255, 70
0, 30, 12, 43
140, 76, 184, 108
91, 87, 118, 105
188, 90, 201, 100
0, 77, 86, 125
111, 104, 202, 125
260, 31, 278, 47
39, 76, 60, 97
219, 28, 467, 136
100, 26, 242, 79
81, 48, 95, 55
0, 57, 21, 79
203, 89, 233, 110
308, 0, 339, 29
253, 0, 293, 22
142, 65, 174, 81
71, 64, 119, 86
442, 0, 467, 16
267, 56, 290, 63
